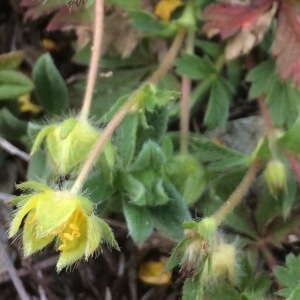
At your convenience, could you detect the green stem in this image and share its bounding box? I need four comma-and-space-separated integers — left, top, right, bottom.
71, 29, 186, 194
212, 161, 261, 224
180, 29, 195, 154
79, 0, 104, 121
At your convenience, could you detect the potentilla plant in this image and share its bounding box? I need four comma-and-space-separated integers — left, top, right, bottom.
6, 0, 300, 299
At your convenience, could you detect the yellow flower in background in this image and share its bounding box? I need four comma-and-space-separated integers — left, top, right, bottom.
154, 0, 184, 21
18, 94, 42, 115
138, 260, 172, 285
9, 181, 118, 271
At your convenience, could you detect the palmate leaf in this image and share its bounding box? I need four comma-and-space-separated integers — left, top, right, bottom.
247, 60, 300, 128
275, 254, 300, 299
190, 135, 251, 172
272, 1, 300, 87
202, 0, 276, 60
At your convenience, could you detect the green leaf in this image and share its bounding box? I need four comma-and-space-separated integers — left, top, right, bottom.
135, 106, 169, 152
82, 168, 115, 204
123, 174, 146, 205
247, 60, 300, 128
0, 108, 27, 138
150, 182, 191, 240
247, 60, 274, 99
204, 78, 234, 129
0, 70, 34, 99
115, 113, 138, 167
83, 68, 150, 120
130, 140, 166, 171
27, 149, 54, 183
204, 281, 240, 300
278, 115, 300, 154
182, 277, 203, 300
190, 135, 251, 171
165, 238, 187, 271
175, 54, 215, 80
122, 199, 153, 243
32, 53, 68, 114
275, 254, 300, 299
195, 40, 223, 59
130, 11, 178, 37
166, 154, 206, 205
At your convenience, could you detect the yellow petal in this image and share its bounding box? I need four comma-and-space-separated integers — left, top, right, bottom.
138, 261, 172, 285
154, 0, 183, 21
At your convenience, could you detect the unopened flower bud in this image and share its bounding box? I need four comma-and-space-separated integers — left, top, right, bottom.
180, 235, 210, 278
210, 243, 238, 286
198, 217, 218, 240
264, 159, 287, 197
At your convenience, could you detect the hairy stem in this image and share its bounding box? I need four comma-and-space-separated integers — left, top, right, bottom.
212, 161, 261, 224
79, 0, 104, 120
258, 97, 280, 159
71, 29, 186, 194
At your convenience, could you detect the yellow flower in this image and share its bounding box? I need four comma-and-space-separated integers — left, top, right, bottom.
9, 181, 118, 271
154, 0, 184, 21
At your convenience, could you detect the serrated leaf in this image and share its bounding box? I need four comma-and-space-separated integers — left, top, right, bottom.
202, 1, 274, 39
272, 1, 300, 86
0, 70, 34, 99
247, 60, 300, 128
190, 135, 251, 171
135, 106, 169, 152
122, 199, 153, 243
202, 1, 276, 60
150, 182, 191, 240
175, 54, 215, 80
275, 254, 300, 299
195, 39, 223, 59
130, 140, 166, 171
32, 53, 68, 114
204, 78, 233, 129
46, 6, 93, 31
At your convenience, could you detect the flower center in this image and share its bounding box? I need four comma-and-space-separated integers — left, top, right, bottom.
58, 208, 83, 251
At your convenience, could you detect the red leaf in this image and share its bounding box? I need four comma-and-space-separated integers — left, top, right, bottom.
202, 0, 276, 39
46, 7, 93, 31
272, 1, 300, 86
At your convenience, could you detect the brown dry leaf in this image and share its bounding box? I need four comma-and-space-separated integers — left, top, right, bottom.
225, 2, 278, 60
102, 10, 141, 58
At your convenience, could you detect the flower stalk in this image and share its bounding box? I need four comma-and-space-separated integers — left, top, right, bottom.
79, 0, 104, 120
211, 160, 261, 225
